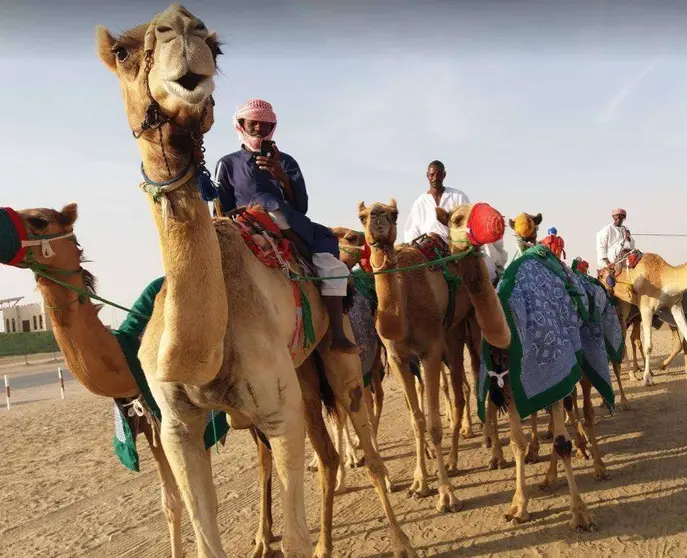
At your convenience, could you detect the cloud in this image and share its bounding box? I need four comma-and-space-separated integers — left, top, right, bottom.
597, 58, 661, 125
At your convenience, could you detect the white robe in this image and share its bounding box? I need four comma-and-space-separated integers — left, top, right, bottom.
596, 223, 635, 268
403, 187, 508, 282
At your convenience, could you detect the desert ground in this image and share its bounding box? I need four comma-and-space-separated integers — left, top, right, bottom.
1, 329, 686, 558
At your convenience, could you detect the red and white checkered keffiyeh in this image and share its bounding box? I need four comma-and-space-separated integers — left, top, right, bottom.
232, 98, 277, 151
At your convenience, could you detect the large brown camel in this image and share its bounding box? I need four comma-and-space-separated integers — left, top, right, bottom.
598, 253, 687, 386
357, 199, 511, 513
0, 204, 195, 558
95, 5, 415, 557
440, 205, 601, 530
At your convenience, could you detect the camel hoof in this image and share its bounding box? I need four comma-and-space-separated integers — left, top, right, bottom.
407, 481, 433, 499
436, 488, 463, 514
447, 465, 461, 478
643, 376, 654, 387
488, 456, 510, 470
524, 446, 539, 464
252, 537, 276, 558
593, 468, 611, 481
570, 510, 598, 532
483, 437, 493, 449
538, 479, 557, 492
460, 426, 475, 439
313, 541, 333, 558
504, 505, 531, 524
576, 448, 590, 460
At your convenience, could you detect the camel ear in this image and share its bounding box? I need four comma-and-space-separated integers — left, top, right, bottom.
508, 218, 515, 229
389, 198, 398, 210
59, 203, 78, 227
436, 207, 449, 226
533, 213, 543, 225
96, 26, 117, 73
358, 201, 367, 215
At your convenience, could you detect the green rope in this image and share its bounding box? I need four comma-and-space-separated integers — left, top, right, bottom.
210, 409, 219, 455
433, 247, 462, 328
298, 285, 316, 349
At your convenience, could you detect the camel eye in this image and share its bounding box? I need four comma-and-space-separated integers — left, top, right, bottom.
112, 45, 129, 62
28, 216, 48, 230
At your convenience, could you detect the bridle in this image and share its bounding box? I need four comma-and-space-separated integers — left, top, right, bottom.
134, 16, 218, 211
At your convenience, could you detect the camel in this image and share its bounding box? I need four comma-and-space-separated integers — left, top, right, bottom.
598, 251, 687, 386
95, 5, 415, 557
0, 204, 211, 558
624, 311, 685, 378
357, 199, 511, 513
440, 204, 613, 530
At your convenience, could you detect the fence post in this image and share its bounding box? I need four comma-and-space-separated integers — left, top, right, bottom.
4, 375, 10, 410
58, 367, 65, 400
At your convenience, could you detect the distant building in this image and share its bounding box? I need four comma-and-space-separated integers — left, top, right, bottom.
0, 297, 52, 334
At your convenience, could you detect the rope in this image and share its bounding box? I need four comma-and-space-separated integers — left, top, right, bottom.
632, 233, 687, 237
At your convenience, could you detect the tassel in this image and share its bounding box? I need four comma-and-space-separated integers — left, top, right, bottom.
196, 166, 219, 202
299, 285, 316, 349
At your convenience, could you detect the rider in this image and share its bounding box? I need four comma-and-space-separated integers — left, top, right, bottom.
213, 98, 356, 354
404, 160, 508, 284
596, 208, 635, 271
540, 226, 566, 260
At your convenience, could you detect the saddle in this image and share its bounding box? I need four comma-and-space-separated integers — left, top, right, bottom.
612, 248, 643, 277
410, 233, 451, 271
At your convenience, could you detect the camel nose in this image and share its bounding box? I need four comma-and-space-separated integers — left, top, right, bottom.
468, 203, 505, 247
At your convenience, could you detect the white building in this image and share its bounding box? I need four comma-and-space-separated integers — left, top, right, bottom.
0, 297, 52, 334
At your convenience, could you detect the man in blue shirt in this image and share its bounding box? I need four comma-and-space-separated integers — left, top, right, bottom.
214, 99, 357, 354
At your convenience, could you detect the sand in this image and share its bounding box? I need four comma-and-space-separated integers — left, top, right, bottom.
1, 328, 686, 557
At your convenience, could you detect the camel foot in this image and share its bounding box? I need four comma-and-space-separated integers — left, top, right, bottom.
391, 534, 419, 558
483, 436, 493, 449
424, 446, 437, 460
488, 456, 510, 470
436, 485, 463, 513
504, 503, 531, 524
643, 375, 654, 387
524, 444, 540, 464
252, 534, 277, 558
570, 504, 598, 532
334, 476, 347, 495
447, 464, 461, 477
313, 541, 332, 558
593, 464, 611, 481
346, 455, 365, 469
538, 477, 558, 492
575, 447, 590, 460
406, 479, 433, 499
460, 425, 475, 439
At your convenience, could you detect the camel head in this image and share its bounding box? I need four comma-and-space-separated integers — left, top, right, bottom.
357, 200, 398, 249
331, 227, 368, 270
96, 4, 222, 144
0, 204, 83, 275
508, 212, 542, 243
437, 202, 506, 254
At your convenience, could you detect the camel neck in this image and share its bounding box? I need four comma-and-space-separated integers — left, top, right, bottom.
369, 244, 406, 341
37, 274, 138, 398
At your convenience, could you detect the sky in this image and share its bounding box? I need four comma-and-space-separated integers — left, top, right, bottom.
2, 0, 687, 329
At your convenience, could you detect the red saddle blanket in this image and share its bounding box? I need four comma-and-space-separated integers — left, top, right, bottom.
230, 207, 292, 269
411, 233, 450, 270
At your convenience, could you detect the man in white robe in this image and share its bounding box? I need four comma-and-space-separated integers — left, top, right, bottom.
404, 160, 508, 283
596, 207, 635, 271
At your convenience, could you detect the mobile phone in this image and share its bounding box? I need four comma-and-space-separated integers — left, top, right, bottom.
260, 140, 275, 158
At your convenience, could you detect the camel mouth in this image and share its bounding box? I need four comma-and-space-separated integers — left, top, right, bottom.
175, 72, 205, 91
163, 73, 215, 105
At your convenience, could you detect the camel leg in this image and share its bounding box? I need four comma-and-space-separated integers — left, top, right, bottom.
330, 408, 347, 493
440, 365, 454, 430
424, 346, 462, 513
464, 314, 482, 440
504, 398, 530, 524
249, 427, 275, 558
524, 412, 540, 464
669, 304, 687, 375
567, 391, 589, 460
156, 408, 226, 558
611, 361, 630, 410
579, 377, 610, 481
630, 317, 643, 375
485, 395, 508, 470
415, 376, 436, 460
386, 350, 431, 497
660, 326, 683, 370
318, 346, 417, 558
370, 360, 385, 444
555, 400, 598, 530
640, 303, 658, 386
142, 419, 183, 558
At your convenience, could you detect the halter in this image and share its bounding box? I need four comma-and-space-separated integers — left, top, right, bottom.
134, 14, 218, 215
